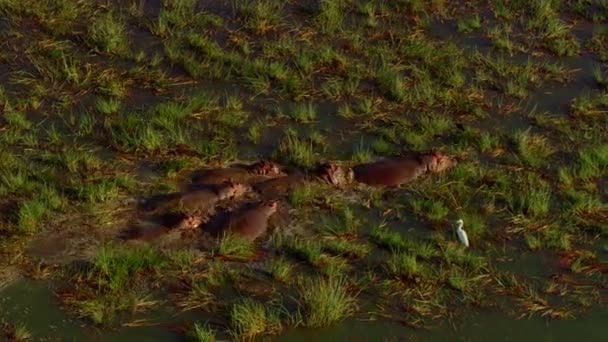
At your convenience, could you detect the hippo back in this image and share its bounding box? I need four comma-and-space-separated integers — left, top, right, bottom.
253, 173, 305, 197
191, 167, 249, 185
228, 208, 270, 241
352, 158, 426, 186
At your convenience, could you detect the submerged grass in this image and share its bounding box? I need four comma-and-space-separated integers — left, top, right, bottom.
215, 233, 256, 261
296, 276, 357, 328
189, 323, 216, 342
88, 11, 128, 55
230, 298, 282, 340
0, 0, 606, 335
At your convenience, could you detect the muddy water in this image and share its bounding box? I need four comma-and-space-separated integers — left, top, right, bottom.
2, 279, 606, 341
0, 281, 184, 341
279, 308, 608, 342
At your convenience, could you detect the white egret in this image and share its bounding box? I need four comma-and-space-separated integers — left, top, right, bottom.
454, 219, 469, 248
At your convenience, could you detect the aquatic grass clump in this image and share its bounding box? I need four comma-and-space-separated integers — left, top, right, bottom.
414, 242, 440, 260
17, 199, 49, 234
570, 91, 608, 119
441, 244, 486, 273
411, 198, 449, 222
386, 251, 422, 280
13, 184, 65, 234
541, 226, 572, 251
322, 238, 370, 259
370, 226, 415, 252
92, 244, 166, 293
288, 183, 323, 208
0, 168, 34, 195
4, 110, 32, 130
177, 282, 216, 312
153, 101, 192, 125
70, 291, 157, 326
76, 179, 122, 203
447, 268, 468, 291
189, 322, 216, 342
95, 97, 121, 114
268, 256, 292, 282
477, 131, 501, 153
592, 65, 608, 89
563, 190, 608, 235
526, 1, 580, 57
237, 0, 284, 35
276, 132, 316, 168
2, 322, 32, 341
402, 113, 452, 149
319, 256, 350, 278
296, 276, 357, 328
285, 238, 324, 266
288, 102, 317, 123
314, 0, 345, 35
151, 0, 198, 37
216, 233, 256, 261
575, 144, 608, 180
457, 15, 481, 33
87, 11, 128, 54
351, 140, 373, 163
512, 129, 555, 167
230, 298, 282, 340
506, 175, 552, 219
319, 207, 359, 236
376, 65, 407, 102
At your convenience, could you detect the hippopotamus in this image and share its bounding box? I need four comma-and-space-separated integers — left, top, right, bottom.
224, 200, 279, 241
121, 212, 204, 241
322, 152, 457, 187
252, 163, 341, 198
190, 160, 284, 186
142, 181, 250, 214
176, 181, 251, 214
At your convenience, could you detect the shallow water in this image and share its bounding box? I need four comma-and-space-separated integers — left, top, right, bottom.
0, 281, 184, 341
279, 307, 608, 342
2, 279, 606, 341
1, 1, 607, 341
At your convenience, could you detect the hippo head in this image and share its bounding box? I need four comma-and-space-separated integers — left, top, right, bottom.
250, 160, 283, 176
219, 180, 251, 199
182, 214, 204, 230
423, 152, 458, 173
317, 162, 354, 186
260, 200, 279, 216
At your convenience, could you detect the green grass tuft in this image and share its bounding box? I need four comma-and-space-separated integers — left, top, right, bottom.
296, 276, 357, 328
189, 322, 216, 342
216, 233, 256, 260
268, 256, 292, 282
288, 102, 317, 123
230, 298, 282, 340
88, 11, 128, 54
512, 129, 555, 167
386, 251, 421, 279
276, 132, 316, 168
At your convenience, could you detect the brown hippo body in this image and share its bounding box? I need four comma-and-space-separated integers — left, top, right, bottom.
122, 213, 203, 241
252, 163, 339, 198
352, 153, 457, 187
144, 181, 249, 214
226, 201, 278, 241
178, 181, 250, 213
353, 158, 428, 187
253, 173, 306, 198
191, 161, 283, 186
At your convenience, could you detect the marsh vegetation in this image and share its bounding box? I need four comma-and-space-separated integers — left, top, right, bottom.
0, 0, 606, 340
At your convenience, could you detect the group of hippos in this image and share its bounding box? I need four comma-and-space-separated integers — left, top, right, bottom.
126, 151, 457, 243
